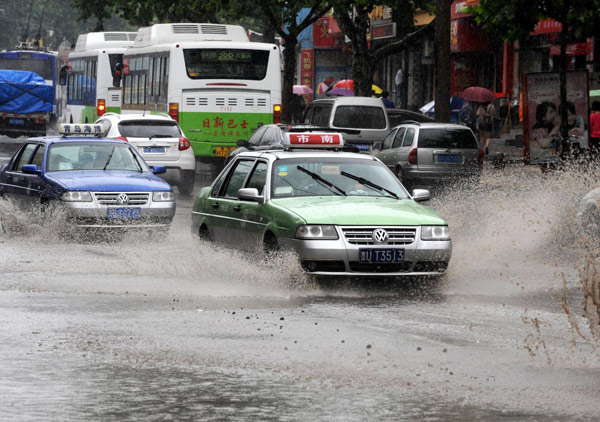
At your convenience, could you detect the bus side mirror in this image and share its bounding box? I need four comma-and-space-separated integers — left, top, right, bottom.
112, 63, 123, 88
59, 65, 69, 86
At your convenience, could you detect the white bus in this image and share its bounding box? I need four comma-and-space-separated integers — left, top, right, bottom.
120, 23, 282, 163
61, 32, 137, 124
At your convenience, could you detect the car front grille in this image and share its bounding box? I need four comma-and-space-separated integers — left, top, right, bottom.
94, 192, 149, 206
341, 227, 417, 245
349, 261, 413, 273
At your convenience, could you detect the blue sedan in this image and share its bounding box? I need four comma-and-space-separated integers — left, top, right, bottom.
0, 125, 176, 232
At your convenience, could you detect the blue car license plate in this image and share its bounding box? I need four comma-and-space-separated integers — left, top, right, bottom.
143, 146, 166, 154
107, 207, 141, 219
359, 248, 404, 263
437, 154, 461, 163
353, 144, 370, 151
9, 118, 25, 125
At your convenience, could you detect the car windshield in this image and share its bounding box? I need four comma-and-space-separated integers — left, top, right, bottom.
47, 143, 147, 172
418, 128, 479, 149
271, 157, 409, 199
333, 106, 387, 129
117, 120, 181, 138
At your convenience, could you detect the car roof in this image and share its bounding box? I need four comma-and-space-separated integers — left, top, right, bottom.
396, 122, 470, 130
235, 149, 379, 161
310, 96, 385, 107
100, 112, 174, 122
32, 136, 129, 146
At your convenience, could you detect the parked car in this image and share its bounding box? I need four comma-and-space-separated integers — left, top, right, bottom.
386, 108, 434, 127
95, 113, 196, 196
302, 96, 390, 152
373, 122, 483, 189
0, 124, 176, 234
191, 131, 452, 279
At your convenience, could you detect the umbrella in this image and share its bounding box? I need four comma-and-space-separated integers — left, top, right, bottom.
332, 80, 383, 95
325, 87, 354, 96
460, 86, 496, 103
316, 82, 330, 95
293, 84, 313, 95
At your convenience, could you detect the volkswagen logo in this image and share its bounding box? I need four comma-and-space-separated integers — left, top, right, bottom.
117, 193, 129, 205
372, 228, 388, 244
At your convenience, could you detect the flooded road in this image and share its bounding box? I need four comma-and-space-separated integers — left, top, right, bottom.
1, 139, 599, 421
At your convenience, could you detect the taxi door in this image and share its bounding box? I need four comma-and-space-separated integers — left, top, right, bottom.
229, 160, 268, 252
2, 143, 46, 212
207, 159, 256, 247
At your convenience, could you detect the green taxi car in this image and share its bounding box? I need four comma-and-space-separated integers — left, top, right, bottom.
191, 132, 452, 278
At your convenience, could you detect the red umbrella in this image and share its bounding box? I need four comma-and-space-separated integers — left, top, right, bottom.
333, 79, 354, 90
460, 86, 496, 103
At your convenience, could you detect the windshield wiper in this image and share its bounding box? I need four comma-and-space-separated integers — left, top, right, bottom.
297, 166, 346, 196
103, 147, 115, 170
340, 171, 398, 199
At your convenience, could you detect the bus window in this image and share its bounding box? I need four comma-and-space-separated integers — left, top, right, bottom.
183, 49, 269, 80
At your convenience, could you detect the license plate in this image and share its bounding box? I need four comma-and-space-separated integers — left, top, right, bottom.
353, 144, 370, 151
9, 118, 25, 125
215, 146, 235, 157
143, 147, 166, 154
359, 248, 404, 263
107, 207, 141, 219
437, 154, 461, 163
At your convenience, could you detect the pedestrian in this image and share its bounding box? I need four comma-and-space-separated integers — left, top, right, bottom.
477, 101, 496, 155
590, 101, 600, 159
381, 90, 395, 109
395, 67, 405, 108
291, 94, 306, 124
458, 102, 476, 134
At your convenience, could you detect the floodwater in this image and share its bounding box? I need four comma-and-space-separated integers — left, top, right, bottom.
1, 156, 599, 421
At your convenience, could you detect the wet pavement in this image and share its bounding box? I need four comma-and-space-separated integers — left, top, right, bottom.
1, 136, 600, 421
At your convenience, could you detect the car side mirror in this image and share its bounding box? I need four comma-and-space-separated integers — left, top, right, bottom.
22, 164, 41, 175
411, 189, 430, 202
152, 165, 166, 175
373, 142, 382, 151
236, 139, 248, 147
237, 187, 263, 203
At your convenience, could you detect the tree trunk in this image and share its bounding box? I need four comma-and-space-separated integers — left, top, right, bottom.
281, 38, 298, 124
434, 0, 452, 122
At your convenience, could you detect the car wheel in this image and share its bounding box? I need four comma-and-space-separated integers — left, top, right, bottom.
263, 232, 280, 256
178, 173, 195, 196
198, 225, 212, 242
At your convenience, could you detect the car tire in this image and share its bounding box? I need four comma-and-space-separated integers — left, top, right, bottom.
178, 173, 195, 196
263, 232, 280, 256
198, 225, 212, 242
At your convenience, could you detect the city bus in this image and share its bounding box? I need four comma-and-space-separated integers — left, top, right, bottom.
120, 23, 282, 163
62, 31, 137, 124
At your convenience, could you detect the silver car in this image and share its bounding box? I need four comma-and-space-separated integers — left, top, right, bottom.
373, 122, 483, 189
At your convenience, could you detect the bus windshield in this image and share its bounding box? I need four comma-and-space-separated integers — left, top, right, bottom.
183, 48, 270, 80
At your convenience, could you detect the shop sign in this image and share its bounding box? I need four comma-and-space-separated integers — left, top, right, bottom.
531, 18, 562, 35
300, 49, 314, 103
451, 0, 480, 20
313, 16, 344, 48
549, 43, 589, 56
372, 23, 396, 40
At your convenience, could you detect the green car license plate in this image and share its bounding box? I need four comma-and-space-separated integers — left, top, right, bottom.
359, 248, 404, 263
107, 207, 141, 219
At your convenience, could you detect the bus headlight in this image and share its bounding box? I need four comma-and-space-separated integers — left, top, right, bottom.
421, 226, 450, 241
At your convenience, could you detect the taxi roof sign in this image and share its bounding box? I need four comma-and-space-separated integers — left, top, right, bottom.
58, 124, 106, 136
285, 132, 344, 148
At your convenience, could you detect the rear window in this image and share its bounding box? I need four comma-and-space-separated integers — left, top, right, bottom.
183, 49, 269, 80
333, 106, 386, 129
417, 128, 478, 149
117, 120, 181, 138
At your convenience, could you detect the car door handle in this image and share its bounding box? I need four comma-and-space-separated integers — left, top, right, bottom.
211, 203, 219, 209
233, 206, 241, 212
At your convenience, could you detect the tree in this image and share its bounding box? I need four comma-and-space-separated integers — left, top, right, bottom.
327, 1, 435, 98
259, 2, 333, 123
469, 0, 600, 151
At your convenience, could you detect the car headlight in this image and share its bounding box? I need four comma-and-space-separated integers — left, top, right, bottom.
421, 225, 451, 241
295, 225, 338, 240
61, 191, 92, 202
152, 191, 175, 202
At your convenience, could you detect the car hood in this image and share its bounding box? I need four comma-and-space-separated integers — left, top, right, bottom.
46, 170, 171, 191
270, 196, 447, 226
